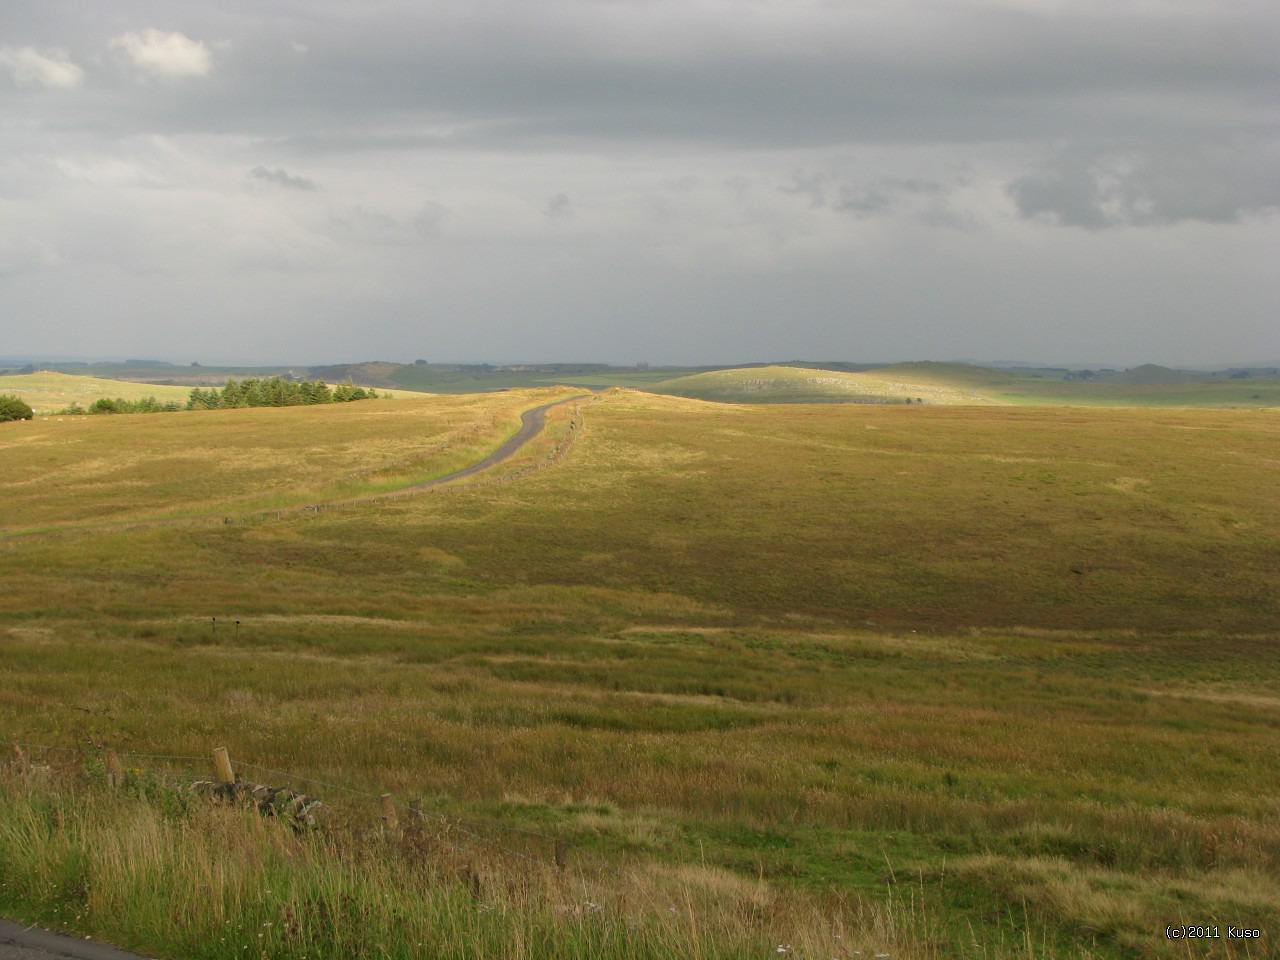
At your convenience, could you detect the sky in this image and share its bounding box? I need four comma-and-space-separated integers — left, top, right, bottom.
1, 0, 1277, 367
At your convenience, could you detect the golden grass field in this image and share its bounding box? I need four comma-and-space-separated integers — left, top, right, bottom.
0, 371, 196, 413
1, 385, 1278, 959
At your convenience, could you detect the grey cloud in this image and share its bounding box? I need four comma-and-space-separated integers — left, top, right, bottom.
836, 178, 947, 217
1010, 142, 1280, 228
413, 202, 446, 237
249, 165, 317, 191
544, 193, 573, 220
328, 203, 447, 246
7, 1, 1279, 153
782, 170, 829, 209
785, 170, 956, 220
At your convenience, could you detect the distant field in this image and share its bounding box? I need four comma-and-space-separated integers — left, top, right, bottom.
650, 361, 1280, 408
993, 377, 1280, 407
650, 364, 998, 405
1, 390, 1277, 959
0, 371, 195, 413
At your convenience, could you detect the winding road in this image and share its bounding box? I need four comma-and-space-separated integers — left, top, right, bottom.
401, 392, 588, 492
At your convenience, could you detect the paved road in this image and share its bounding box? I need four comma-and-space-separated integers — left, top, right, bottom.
402, 392, 589, 491
0, 920, 151, 960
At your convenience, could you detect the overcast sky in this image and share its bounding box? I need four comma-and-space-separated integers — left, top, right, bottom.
1, 1, 1276, 366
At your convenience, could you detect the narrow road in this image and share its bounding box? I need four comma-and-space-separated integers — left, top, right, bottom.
0, 920, 151, 960
401, 393, 588, 491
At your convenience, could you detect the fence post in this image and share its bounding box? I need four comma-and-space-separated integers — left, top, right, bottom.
380, 793, 398, 830
213, 746, 235, 783
105, 749, 123, 787
554, 838, 568, 871
10, 741, 24, 775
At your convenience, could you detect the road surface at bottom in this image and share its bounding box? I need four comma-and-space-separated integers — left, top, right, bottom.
0, 920, 152, 960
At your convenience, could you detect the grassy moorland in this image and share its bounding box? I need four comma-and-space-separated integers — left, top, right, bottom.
650, 362, 1280, 409
1, 390, 1277, 959
0, 388, 568, 529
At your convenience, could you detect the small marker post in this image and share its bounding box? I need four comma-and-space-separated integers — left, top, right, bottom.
213, 746, 234, 784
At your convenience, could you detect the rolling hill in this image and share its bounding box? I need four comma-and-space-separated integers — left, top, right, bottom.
649, 364, 1000, 404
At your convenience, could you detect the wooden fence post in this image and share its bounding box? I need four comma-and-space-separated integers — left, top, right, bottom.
11, 741, 25, 775
105, 749, 123, 787
554, 838, 568, 871
380, 793, 398, 830
213, 746, 235, 783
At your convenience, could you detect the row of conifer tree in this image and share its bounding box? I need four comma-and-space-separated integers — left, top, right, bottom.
187, 377, 378, 409
47, 377, 380, 416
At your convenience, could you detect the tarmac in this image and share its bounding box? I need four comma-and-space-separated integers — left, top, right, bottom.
0, 920, 152, 960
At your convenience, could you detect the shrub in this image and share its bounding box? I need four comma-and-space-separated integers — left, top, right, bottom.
0, 394, 34, 422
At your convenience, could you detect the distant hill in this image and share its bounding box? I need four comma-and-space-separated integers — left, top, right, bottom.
863, 361, 1021, 389
307, 362, 404, 387
1101, 364, 1205, 386
650, 364, 998, 405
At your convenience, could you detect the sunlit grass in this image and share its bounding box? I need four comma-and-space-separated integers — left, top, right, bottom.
0, 371, 195, 413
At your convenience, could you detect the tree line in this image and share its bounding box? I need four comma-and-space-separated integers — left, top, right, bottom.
41, 377, 379, 417
186, 377, 378, 409
58, 397, 185, 415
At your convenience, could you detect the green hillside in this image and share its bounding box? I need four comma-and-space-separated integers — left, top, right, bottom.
651, 364, 996, 405
648, 361, 1280, 408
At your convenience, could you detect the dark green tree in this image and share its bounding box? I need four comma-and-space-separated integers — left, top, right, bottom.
0, 394, 34, 422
